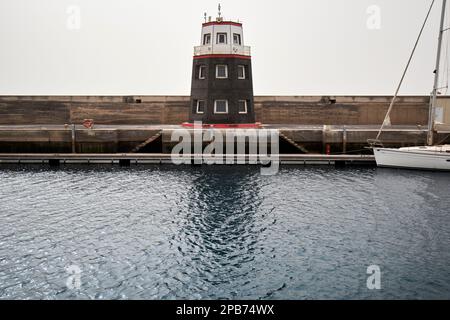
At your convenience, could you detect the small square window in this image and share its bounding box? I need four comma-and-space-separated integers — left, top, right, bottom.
238, 100, 248, 114
237, 65, 246, 79
196, 100, 206, 114
203, 33, 211, 45
233, 33, 241, 45
198, 65, 207, 79
217, 33, 227, 44
216, 65, 228, 79
214, 100, 228, 114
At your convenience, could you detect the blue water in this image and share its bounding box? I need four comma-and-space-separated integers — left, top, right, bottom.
0, 165, 449, 300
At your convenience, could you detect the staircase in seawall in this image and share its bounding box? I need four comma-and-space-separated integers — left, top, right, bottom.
278, 131, 309, 154
130, 131, 163, 153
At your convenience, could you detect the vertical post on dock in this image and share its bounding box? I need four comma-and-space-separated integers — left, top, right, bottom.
71, 124, 76, 153
342, 126, 347, 154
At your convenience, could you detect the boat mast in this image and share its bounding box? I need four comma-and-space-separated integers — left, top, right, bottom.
371, 1, 436, 145
427, 0, 447, 146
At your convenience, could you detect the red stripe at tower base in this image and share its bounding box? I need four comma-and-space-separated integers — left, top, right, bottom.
181, 122, 262, 129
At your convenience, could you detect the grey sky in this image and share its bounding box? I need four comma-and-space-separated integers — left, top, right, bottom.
0, 0, 446, 95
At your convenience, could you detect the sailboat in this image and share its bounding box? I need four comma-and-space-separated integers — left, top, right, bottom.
371, 0, 450, 171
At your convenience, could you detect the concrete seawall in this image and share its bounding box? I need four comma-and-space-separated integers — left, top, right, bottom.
1, 124, 448, 155
1, 95, 449, 155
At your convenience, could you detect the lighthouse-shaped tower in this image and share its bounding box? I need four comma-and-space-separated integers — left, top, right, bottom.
188, 7, 255, 125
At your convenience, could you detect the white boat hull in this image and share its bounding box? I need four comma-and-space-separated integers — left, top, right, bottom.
373, 145, 450, 171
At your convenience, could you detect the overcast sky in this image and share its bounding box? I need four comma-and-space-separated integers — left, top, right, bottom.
0, 0, 447, 95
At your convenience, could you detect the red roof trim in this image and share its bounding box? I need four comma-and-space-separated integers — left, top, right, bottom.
194, 54, 251, 60
202, 21, 242, 27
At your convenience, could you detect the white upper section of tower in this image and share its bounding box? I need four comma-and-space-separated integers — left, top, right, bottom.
194, 21, 251, 57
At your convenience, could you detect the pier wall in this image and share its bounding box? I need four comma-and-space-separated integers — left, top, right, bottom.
1, 95, 449, 154
0, 95, 434, 125
1, 125, 448, 155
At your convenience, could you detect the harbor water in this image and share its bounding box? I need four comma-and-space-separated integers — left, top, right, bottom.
0, 165, 449, 299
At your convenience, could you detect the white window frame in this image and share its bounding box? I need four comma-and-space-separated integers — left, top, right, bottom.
196, 100, 206, 114
203, 33, 211, 45
214, 100, 228, 114
216, 33, 227, 44
233, 33, 241, 45
198, 65, 206, 79
237, 65, 246, 80
216, 65, 228, 79
238, 100, 248, 114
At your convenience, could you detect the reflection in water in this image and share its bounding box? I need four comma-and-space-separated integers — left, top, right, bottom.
187, 168, 260, 260
173, 167, 265, 299
0, 165, 449, 299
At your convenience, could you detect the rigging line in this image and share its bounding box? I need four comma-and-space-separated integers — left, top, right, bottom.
330, 148, 371, 155
445, 8, 449, 94
435, 132, 450, 145
441, 4, 449, 94
375, 0, 436, 141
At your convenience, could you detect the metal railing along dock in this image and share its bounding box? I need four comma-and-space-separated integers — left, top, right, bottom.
0, 153, 375, 166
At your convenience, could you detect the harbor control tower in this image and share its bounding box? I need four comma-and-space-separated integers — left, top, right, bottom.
188, 6, 256, 125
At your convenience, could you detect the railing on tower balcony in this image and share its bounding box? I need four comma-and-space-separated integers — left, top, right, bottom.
194, 45, 251, 56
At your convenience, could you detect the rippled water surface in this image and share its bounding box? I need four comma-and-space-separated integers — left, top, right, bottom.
0, 165, 450, 300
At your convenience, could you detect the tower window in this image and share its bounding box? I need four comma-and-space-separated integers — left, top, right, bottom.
198, 65, 207, 79
233, 33, 241, 45
203, 33, 211, 45
196, 100, 206, 114
217, 33, 227, 44
216, 65, 228, 79
238, 100, 248, 114
214, 100, 228, 114
237, 65, 246, 79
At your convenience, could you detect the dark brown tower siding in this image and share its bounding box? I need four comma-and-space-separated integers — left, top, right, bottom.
189, 57, 256, 124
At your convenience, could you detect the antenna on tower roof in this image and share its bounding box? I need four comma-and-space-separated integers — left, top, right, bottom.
218, 3, 222, 18
204, 12, 207, 23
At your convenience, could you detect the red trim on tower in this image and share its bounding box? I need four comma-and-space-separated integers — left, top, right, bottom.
202, 21, 242, 27
194, 54, 251, 60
